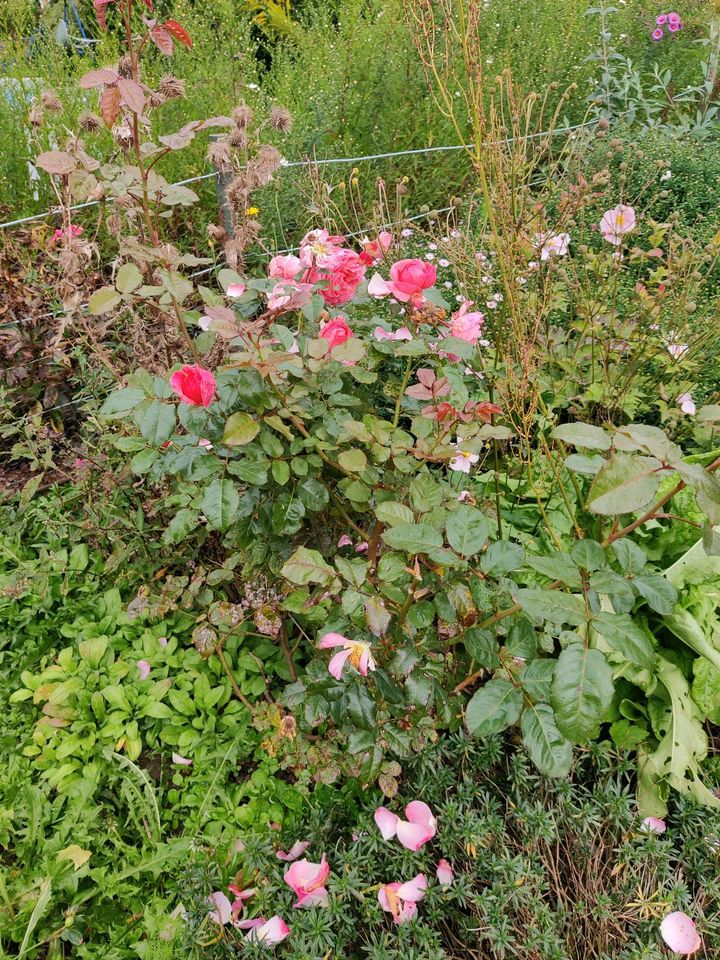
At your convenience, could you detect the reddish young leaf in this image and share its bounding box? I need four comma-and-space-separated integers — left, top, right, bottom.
79, 68, 119, 89
163, 19, 192, 48
93, 0, 114, 30
150, 24, 174, 55
117, 77, 146, 114
36, 151, 76, 176
99, 85, 121, 128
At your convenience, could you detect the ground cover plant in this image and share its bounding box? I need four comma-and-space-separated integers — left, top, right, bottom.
2, 1, 720, 959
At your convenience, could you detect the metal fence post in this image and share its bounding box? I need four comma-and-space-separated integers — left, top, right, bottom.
209, 133, 234, 237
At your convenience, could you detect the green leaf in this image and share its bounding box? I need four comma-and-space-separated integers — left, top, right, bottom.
344, 685, 377, 731
88, 286, 122, 315
296, 477, 329, 512
223, 412, 260, 446
382, 522, 443, 554
99, 387, 146, 419
445, 505, 489, 557
201, 478, 239, 531
551, 646, 613, 742
662, 609, 720, 673
553, 422, 611, 450
515, 589, 587, 626
520, 703, 573, 777
115, 262, 143, 294
409, 474, 443, 512
692, 657, 720, 724
587, 454, 660, 515
519, 659, 556, 701
465, 678, 523, 737
480, 540, 525, 576
272, 460, 290, 485
592, 612, 656, 670
632, 574, 678, 615
131, 448, 158, 474
375, 500, 414, 527
571, 540, 607, 571
526, 553, 582, 588
281, 547, 335, 585
338, 449, 368, 473
463, 627, 500, 668
136, 401, 176, 445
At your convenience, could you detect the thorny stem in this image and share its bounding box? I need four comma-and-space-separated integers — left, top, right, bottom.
393, 357, 414, 428
278, 621, 298, 681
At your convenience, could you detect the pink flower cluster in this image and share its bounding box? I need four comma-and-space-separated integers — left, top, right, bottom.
52, 224, 84, 242
652, 11, 683, 40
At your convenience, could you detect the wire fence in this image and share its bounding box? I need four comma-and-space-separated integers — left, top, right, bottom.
0, 118, 596, 231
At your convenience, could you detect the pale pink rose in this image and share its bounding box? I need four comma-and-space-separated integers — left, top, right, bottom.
319, 316, 353, 351
299, 229, 344, 267
269, 254, 304, 281
677, 393, 696, 416
374, 800, 437, 850
317, 632, 376, 680
446, 301, 484, 344
660, 912, 701, 955
641, 816, 667, 834
436, 859, 454, 885
378, 873, 427, 925
600, 204, 636, 245
137, 660, 151, 680
449, 439, 480, 474
277, 840, 310, 862
283, 854, 330, 908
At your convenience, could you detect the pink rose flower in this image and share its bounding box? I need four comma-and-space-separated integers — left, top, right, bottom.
360, 230, 393, 264
319, 316, 353, 351
318, 249, 366, 306
446, 301, 484, 344
283, 854, 330, 908
369, 259, 437, 305
268, 254, 304, 281
599, 204, 636, 245
317, 632, 376, 680
170, 364, 216, 407
299, 229, 344, 267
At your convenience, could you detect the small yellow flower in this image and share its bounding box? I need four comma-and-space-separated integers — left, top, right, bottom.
246, 206, 260, 216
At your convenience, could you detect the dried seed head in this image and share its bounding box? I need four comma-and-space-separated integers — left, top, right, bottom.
207, 223, 227, 242
158, 75, 185, 100
112, 124, 133, 149
207, 139, 232, 169
117, 54, 133, 78
269, 105, 292, 132
227, 127, 248, 150
41, 90, 63, 113
28, 106, 44, 127
254, 144, 282, 184
226, 176, 249, 210
597, 117, 610, 131
113, 192, 134, 209
78, 111, 103, 133
149, 91, 167, 109
232, 103, 254, 129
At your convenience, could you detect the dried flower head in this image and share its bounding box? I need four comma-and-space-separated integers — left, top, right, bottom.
78, 111, 103, 133
227, 126, 249, 150
269, 105, 292, 133
28, 106, 43, 127
112, 124, 133, 149
192, 624, 217, 658
149, 92, 167, 109
117, 54, 133, 78
207, 223, 228, 242
158, 75, 185, 101
207, 139, 232, 170
226, 176, 249, 211
232, 104, 254, 129
41, 90, 63, 113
